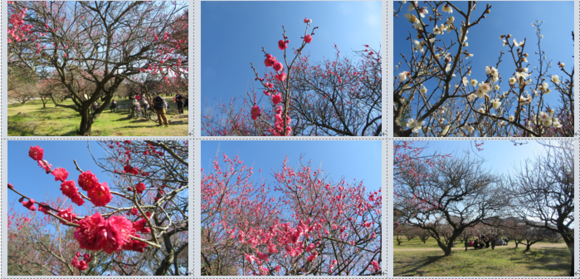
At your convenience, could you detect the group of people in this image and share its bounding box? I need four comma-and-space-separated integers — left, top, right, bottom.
467, 235, 509, 250
106, 92, 187, 127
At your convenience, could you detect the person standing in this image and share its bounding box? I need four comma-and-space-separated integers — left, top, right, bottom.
110, 99, 118, 112
153, 93, 169, 127
491, 237, 496, 250
175, 93, 184, 114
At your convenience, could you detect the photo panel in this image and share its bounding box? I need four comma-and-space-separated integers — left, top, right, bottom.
196, 140, 383, 276
198, 1, 383, 137
4, 140, 189, 276
390, 1, 576, 138
390, 139, 577, 277
5, 1, 189, 137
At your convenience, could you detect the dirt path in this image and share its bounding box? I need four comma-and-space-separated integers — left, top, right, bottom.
394, 243, 567, 252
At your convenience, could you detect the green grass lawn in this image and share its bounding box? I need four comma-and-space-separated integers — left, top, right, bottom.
8, 98, 188, 136
393, 237, 563, 249
394, 239, 571, 276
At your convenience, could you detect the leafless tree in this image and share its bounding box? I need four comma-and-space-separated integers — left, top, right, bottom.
395, 153, 508, 256
506, 140, 574, 275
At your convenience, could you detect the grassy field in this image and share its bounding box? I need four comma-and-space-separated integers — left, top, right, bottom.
394, 239, 571, 276
8, 98, 188, 136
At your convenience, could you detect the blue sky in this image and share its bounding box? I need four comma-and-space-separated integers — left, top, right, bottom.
201, 1, 382, 119
8, 141, 115, 217
394, 1, 574, 115
201, 140, 382, 193
396, 140, 555, 177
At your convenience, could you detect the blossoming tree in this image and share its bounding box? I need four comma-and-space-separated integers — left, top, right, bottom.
7, 140, 188, 275
393, 1, 574, 137
201, 154, 381, 275
394, 141, 507, 256
7, 1, 188, 135
202, 19, 382, 136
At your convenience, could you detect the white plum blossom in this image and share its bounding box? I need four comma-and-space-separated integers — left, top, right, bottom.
518, 95, 530, 103
442, 4, 453, 13
447, 16, 454, 24
467, 93, 477, 102
414, 40, 425, 53
462, 77, 468, 86
445, 63, 451, 72
551, 75, 560, 83
509, 77, 516, 85
478, 108, 485, 113
406, 118, 425, 133
539, 82, 550, 92
470, 79, 477, 86
552, 118, 562, 128
491, 99, 501, 110
404, 13, 419, 24
441, 124, 451, 135
466, 125, 474, 133
476, 82, 491, 98
433, 26, 443, 35
420, 85, 427, 94
508, 115, 515, 122
485, 66, 499, 82
398, 71, 409, 81
494, 85, 500, 90
445, 24, 453, 33
513, 38, 524, 47
499, 121, 506, 126
515, 69, 529, 80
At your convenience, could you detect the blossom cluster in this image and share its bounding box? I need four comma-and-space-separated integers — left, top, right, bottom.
71, 251, 93, 271
11, 145, 153, 258
74, 212, 146, 254
250, 18, 316, 135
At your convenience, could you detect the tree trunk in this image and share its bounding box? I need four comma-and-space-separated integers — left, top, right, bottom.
79, 106, 93, 136
443, 246, 452, 256
565, 241, 574, 276
435, 238, 454, 256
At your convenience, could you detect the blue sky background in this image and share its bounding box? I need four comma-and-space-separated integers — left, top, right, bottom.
8, 141, 114, 217
396, 140, 556, 177
201, 140, 382, 194
394, 1, 574, 114
201, 1, 382, 119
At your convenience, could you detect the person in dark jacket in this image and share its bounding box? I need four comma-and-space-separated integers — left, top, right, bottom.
153, 93, 169, 126
491, 237, 496, 250
175, 93, 184, 114
110, 99, 118, 112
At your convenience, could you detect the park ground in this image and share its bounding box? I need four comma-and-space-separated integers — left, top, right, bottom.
394, 238, 571, 276
8, 98, 188, 136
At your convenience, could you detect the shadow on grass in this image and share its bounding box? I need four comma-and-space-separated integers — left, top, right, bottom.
7, 121, 36, 136
394, 255, 444, 276
524, 248, 571, 273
